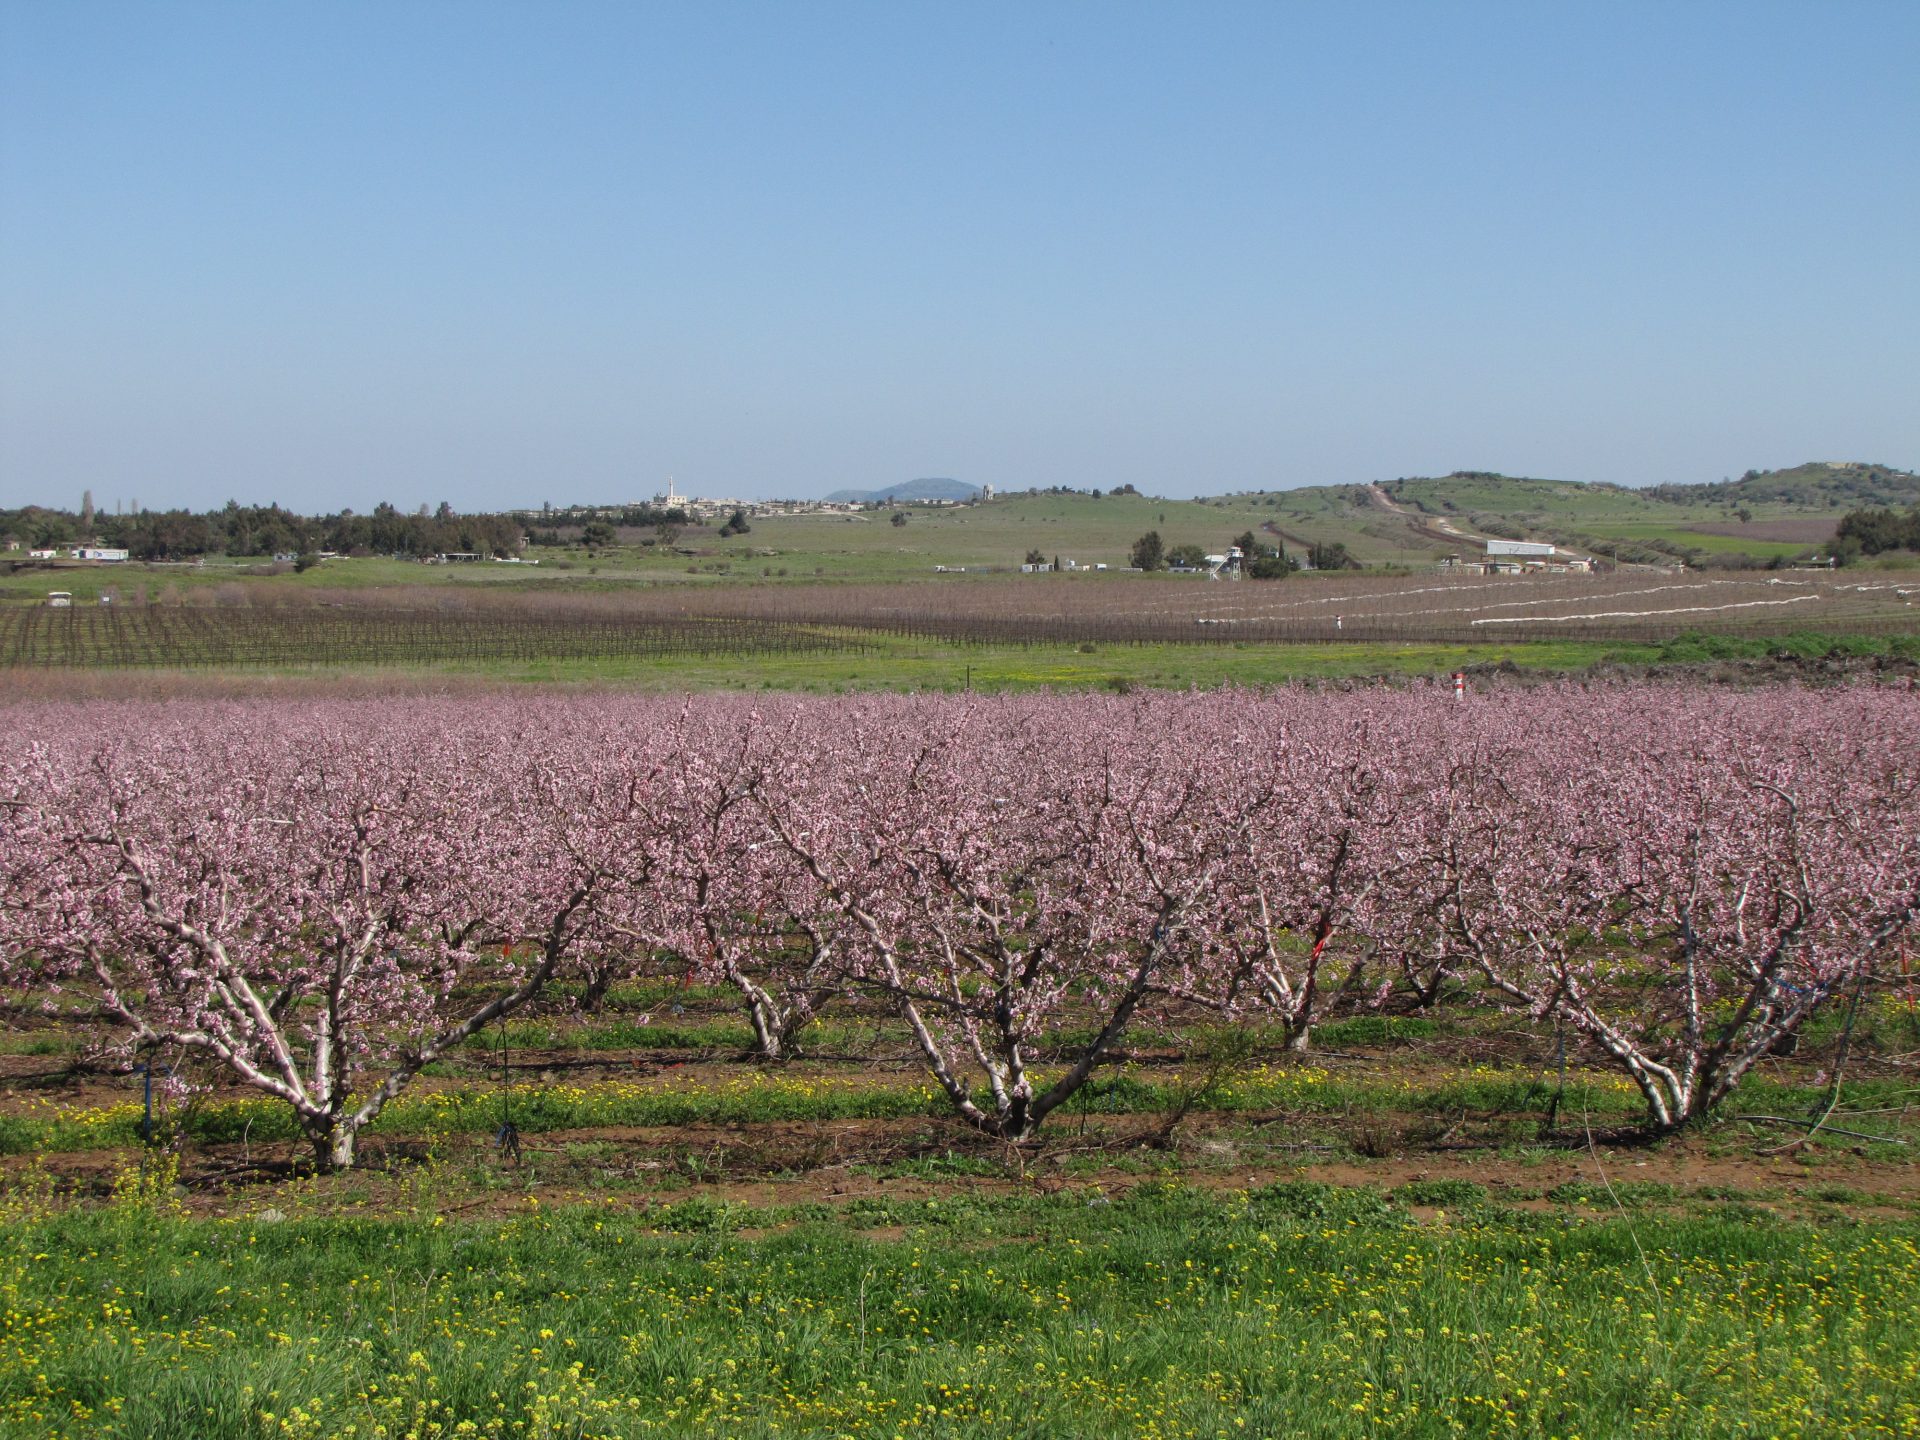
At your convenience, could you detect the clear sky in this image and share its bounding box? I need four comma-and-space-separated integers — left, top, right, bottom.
2, 2, 1916, 514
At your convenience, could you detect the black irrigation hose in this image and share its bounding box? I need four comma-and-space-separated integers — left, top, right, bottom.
494, 1026, 520, 1164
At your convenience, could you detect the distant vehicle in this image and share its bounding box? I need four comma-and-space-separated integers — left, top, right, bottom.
47, 591, 72, 607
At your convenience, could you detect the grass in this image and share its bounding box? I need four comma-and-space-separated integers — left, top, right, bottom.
4, 983, 1916, 1439
485, 636, 1661, 692
0, 628, 1669, 694
10, 482, 1912, 614
22, 1061, 1920, 1161
1219, 471, 1869, 566
2, 1179, 1916, 1439
0, 494, 1287, 602
1571, 522, 1811, 559
1313, 1016, 1441, 1047
742, 491, 1282, 579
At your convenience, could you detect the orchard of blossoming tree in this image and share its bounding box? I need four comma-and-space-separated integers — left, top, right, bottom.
1, 686, 1915, 1167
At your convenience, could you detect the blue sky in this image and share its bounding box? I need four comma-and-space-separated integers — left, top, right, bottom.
2, 2, 1915, 513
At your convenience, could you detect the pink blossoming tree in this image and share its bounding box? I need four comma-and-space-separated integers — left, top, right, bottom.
1, 702, 645, 1169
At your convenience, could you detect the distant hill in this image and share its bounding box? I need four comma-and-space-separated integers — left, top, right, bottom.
1640, 462, 1920, 511
1206, 463, 1919, 569
823, 478, 979, 505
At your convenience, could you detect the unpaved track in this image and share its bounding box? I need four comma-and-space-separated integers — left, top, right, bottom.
1366, 482, 1486, 548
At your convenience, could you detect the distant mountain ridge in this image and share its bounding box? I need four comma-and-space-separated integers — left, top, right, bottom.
822, 477, 979, 504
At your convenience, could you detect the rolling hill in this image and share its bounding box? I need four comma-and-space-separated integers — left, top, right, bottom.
1207, 462, 1919, 568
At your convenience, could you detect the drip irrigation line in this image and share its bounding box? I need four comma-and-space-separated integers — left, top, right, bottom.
494, 1025, 520, 1165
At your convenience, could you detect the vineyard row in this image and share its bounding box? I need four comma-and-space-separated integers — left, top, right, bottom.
5, 589, 1918, 666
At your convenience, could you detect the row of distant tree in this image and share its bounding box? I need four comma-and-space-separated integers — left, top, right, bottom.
1122, 529, 1357, 577
3, 500, 530, 561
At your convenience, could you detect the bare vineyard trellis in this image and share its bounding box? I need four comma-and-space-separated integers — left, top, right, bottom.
3, 572, 1917, 666
3, 687, 1914, 1170
0, 606, 869, 668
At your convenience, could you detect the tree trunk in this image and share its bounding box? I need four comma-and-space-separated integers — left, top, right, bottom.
746, 1000, 783, 1061
578, 966, 617, 1014
1404, 967, 1450, 1009
309, 1120, 358, 1172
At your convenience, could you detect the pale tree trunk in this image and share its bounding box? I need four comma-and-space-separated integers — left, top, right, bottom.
729, 967, 837, 1061
305, 1116, 359, 1172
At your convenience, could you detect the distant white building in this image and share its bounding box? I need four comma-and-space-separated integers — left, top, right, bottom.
1485, 540, 1555, 558
71, 546, 129, 562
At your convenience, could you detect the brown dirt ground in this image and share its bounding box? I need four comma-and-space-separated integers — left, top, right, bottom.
6, 1011, 1915, 1226
8, 1102, 1915, 1228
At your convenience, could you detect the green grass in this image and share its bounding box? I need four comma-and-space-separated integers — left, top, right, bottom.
475, 1016, 760, 1052
10, 478, 1912, 615
2, 1182, 1915, 1438
1572, 522, 1811, 559
590, 636, 1660, 690
13, 1059, 1915, 1161
1216, 471, 1853, 566
479, 636, 1660, 691
0, 494, 1287, 602
0, 609, 1674, 690
10, 622, 1914, 697
1313, 1016, 1441, 1047
744, 492, 1282, 579
0, 1064, 1665, 1159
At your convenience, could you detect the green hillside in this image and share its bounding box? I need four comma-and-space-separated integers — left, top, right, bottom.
1212, 462, 1919, 568
8, 466, 1910, 614
1646, 461, 1920, 511
749, 490, 1279, 578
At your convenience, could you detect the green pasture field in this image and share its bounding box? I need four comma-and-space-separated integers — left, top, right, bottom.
1566, 522, 1811, 559
0, 488, 1589, 601
487, 636, 1651, 692
6, 493, 1908, 615
5, 977, 1918, 1440
493, 632, 1920, 692
9, 617, 1920, 695
0, 632, 1660, 693
1382, 474, 1843, 532
4, 1183, 1916, 1440
9, 469, 1912, 602
742, 492, 1282, 580
0, 494, 1292, 602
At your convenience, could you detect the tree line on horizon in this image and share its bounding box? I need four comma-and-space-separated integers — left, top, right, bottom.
2, 499, 530, 562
